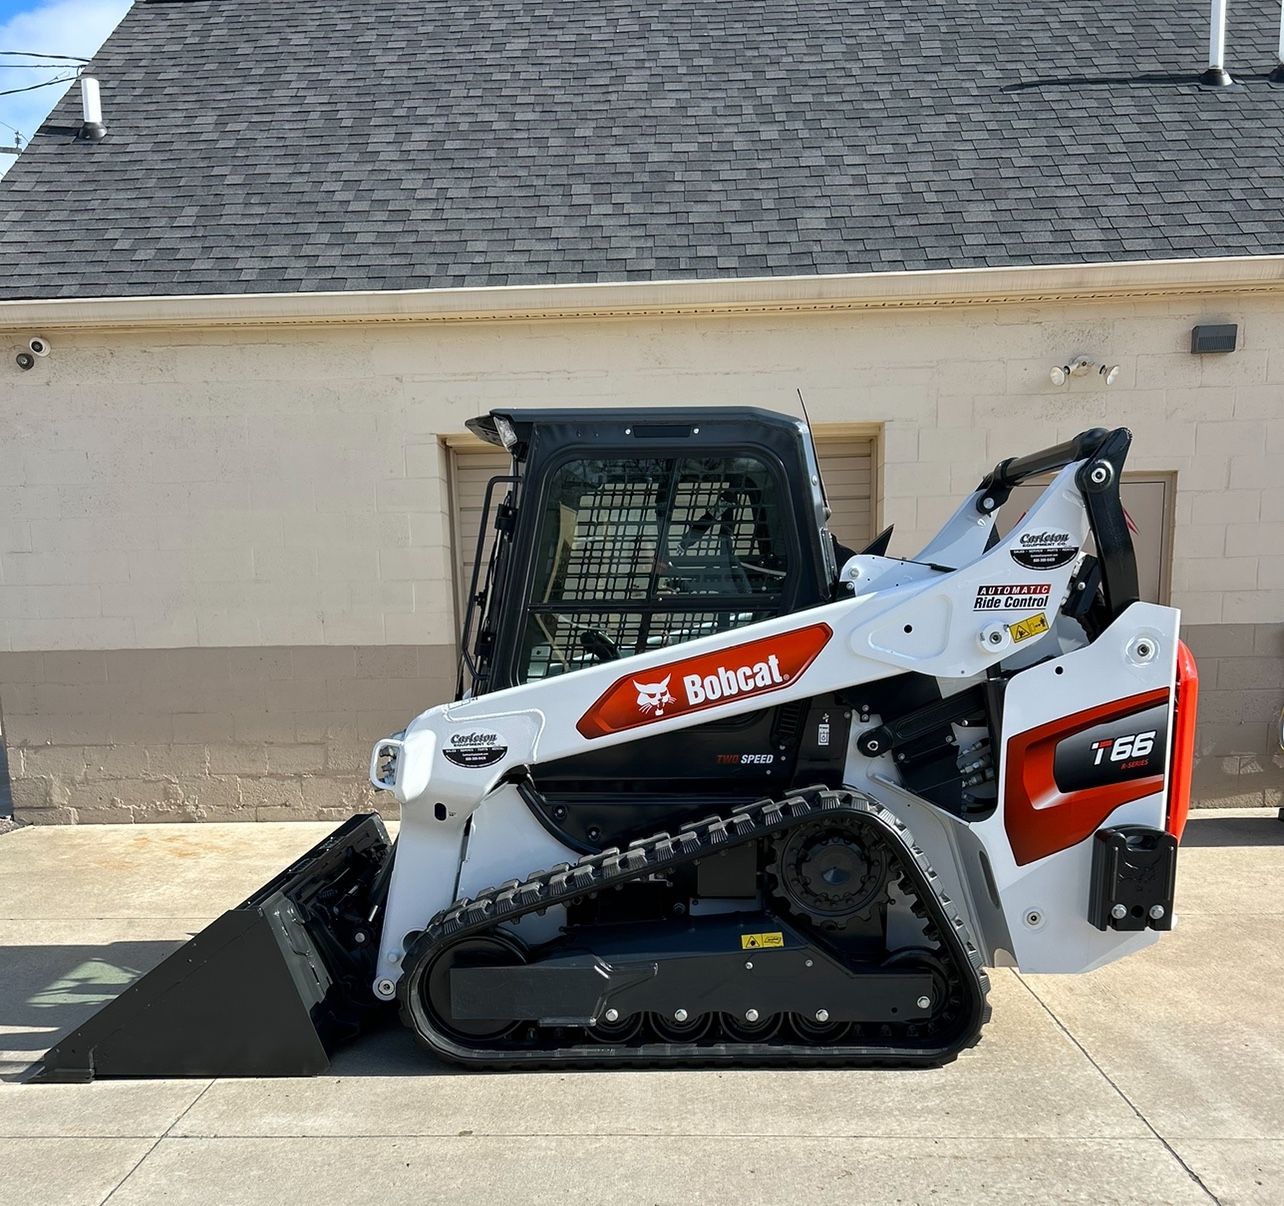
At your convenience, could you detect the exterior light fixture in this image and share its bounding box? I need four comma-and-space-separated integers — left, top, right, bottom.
1190, 324, 1238, 354
1049, 357, 1119, 386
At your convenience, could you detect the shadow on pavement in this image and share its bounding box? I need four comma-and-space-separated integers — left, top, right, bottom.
0, 939, 188, 1081
326, 1020, 456, 1077
1181, 814, 1284, 849
2, 939, 458, 1081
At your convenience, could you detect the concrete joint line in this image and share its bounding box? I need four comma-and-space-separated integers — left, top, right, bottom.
98, 1079, 216, 1206
1012, 972, 1223, 1205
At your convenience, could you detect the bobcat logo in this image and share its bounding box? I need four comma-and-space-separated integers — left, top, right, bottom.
633, 675, 675, 716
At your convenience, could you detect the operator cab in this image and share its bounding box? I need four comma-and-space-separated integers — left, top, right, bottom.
458, 408, 852, 849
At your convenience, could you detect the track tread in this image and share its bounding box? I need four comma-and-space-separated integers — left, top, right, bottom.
398, 786, 990, 1069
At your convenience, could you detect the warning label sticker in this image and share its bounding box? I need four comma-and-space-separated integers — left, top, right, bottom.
740, 932, 784, 950
1009, 612, 1050, 644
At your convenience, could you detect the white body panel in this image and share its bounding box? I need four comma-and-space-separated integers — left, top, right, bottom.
971, 602, 1179, 973
369, 458, 1184, 997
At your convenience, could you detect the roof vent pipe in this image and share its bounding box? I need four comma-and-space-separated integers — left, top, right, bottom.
1201, 0, 1233, 86
1272, 3, 1284, 82
76, 75, 106, 142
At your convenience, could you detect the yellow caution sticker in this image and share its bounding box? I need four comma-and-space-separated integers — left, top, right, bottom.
1009, 612, 1050, 644
740, 931, 784, 950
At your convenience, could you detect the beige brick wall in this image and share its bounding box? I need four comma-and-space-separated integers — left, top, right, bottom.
1183, 623, 1283, 810
2, 298, 1281, 646
0, 289, 1280, 819
0, 645, 455, 824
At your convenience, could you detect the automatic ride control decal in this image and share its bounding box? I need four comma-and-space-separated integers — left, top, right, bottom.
576, 622, 832, 739
442, 731, 509, 769
974, 582, 1051, 611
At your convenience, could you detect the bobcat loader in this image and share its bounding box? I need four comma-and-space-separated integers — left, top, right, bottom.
35, 409, 1198, 1080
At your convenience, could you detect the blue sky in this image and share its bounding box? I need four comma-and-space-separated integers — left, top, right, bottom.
0, 0, 131, 175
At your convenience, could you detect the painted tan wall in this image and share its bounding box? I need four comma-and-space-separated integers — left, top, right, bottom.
0, 290, 1280, 820
2, 296, 1281, 645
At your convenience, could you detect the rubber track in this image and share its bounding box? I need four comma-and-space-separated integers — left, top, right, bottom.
398, 786, 991, 1068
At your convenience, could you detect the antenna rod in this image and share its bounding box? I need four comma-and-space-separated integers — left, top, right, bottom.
796, 387, 830, 510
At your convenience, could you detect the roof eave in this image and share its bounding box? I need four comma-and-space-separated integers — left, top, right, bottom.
1, 256, 1282, 332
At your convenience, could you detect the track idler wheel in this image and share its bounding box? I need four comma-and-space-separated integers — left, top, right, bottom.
589, 1012, 644, 1044
719, 1011, 782, 1042
789, 1012, 851, 1043
410, 933, 527, 1043
648, 1010, 713, 1043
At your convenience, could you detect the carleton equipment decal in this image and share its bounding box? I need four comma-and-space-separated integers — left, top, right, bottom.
576, 623, 832, 739
442, 731, 509, 769
1010, 530, 1078, 572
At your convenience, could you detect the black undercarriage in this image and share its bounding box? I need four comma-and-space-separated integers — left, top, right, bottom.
397, 788, 991, 1067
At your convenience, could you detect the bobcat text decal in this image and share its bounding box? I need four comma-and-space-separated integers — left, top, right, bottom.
576, 623, 832, 739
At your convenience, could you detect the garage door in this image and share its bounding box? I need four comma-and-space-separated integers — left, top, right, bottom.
449, 446, 514, 621
817, 438, 875, 553
449, 434, 876, 624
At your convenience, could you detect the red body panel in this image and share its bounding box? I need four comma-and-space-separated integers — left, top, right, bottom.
1004, 687, 1171, 867
576, 622, 832, 740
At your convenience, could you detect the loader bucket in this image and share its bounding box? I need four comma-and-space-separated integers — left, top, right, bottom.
33, 813, 393, 1082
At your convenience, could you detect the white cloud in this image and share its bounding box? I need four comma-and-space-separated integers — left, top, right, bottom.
0, 0, 132, 176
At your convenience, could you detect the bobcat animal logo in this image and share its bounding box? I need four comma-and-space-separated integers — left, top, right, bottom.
633, 675, 675, 716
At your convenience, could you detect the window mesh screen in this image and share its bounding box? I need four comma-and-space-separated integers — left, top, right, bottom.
522, 455, 790, 681
522, 607, 780, 680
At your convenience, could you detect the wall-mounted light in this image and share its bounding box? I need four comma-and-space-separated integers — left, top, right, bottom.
1049, 356, 1119, 386
1191, 324, 1237, 354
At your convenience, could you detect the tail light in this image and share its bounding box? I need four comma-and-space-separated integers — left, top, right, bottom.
1166, 641, 1199, 840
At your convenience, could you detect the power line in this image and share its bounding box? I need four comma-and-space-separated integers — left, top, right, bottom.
0, 50, 90, 63
0, 75, 78, 98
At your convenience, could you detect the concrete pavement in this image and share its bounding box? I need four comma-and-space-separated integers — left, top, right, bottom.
0, 811, 1280, 1205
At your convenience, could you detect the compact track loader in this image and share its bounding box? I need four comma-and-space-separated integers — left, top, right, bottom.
36, 409, 1198, 1080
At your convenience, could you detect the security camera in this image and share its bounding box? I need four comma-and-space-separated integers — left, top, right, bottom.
16, 351, 35, 371
28, 336, 50, 357
1049, 364, 1069, 386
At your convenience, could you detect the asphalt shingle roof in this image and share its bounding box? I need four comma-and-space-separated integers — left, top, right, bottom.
3, 0, 1284, 300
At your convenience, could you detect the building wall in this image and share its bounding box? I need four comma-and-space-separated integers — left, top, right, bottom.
0, 291, 1280, 821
